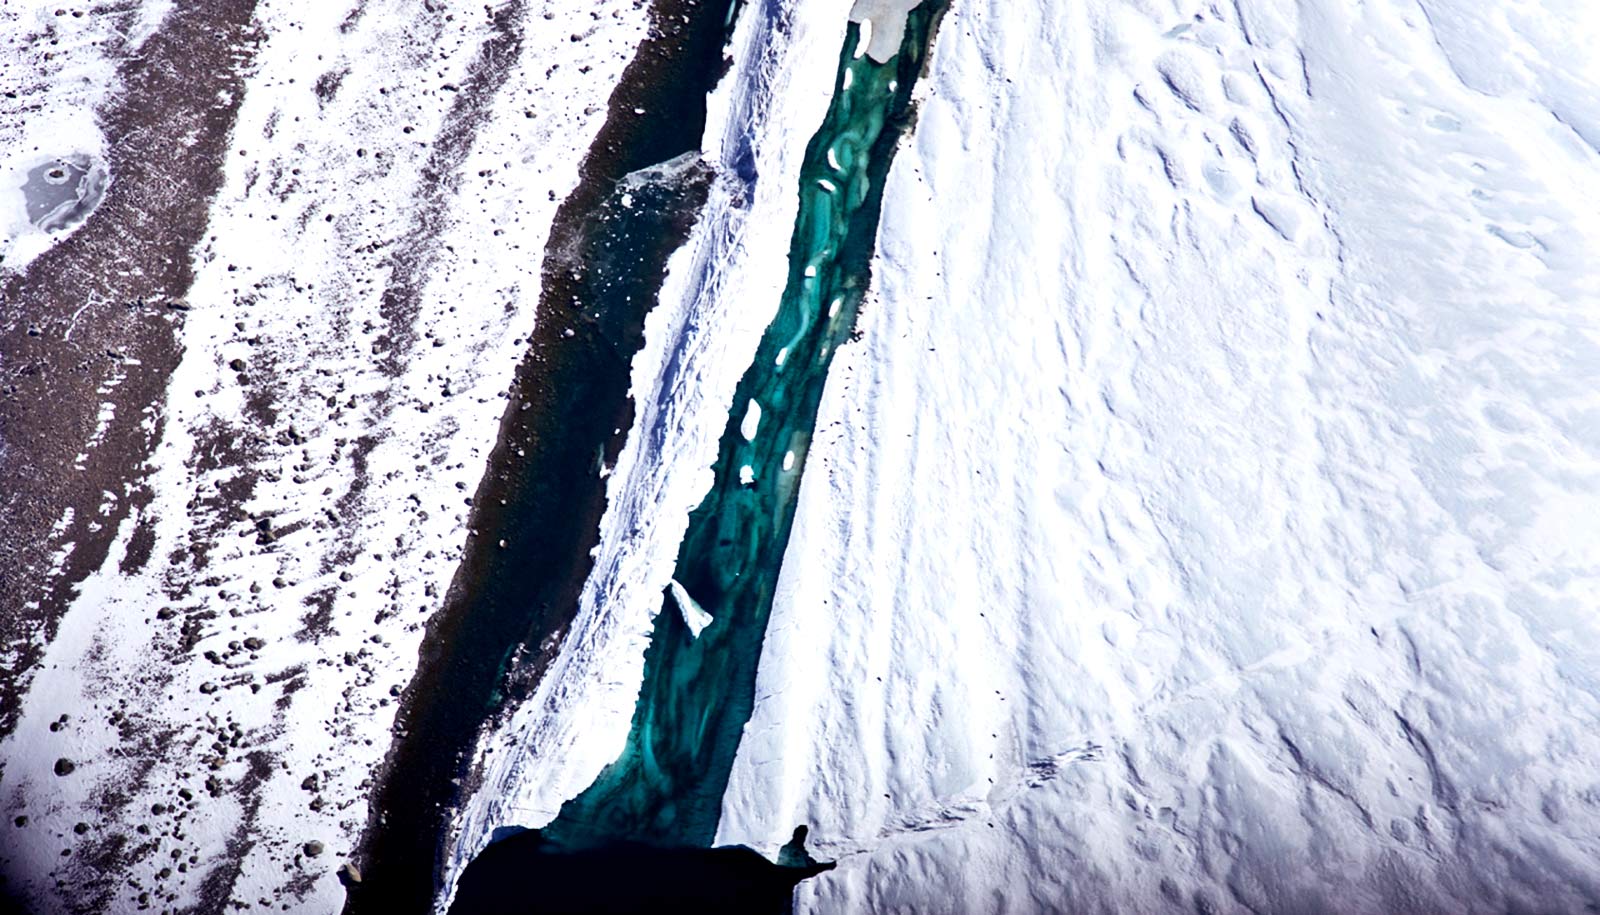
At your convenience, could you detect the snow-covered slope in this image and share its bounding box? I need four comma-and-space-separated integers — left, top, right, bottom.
714, 1, 1600, 912
456, 0, 1600, 912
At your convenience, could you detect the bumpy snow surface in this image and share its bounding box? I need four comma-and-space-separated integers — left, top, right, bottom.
739, 2, 1600, 912
457, 0, 1600, 913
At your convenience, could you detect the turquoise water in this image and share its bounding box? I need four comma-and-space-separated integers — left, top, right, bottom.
540, 5, 944, 852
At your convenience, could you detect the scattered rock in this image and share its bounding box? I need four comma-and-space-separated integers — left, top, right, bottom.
301, 774, 320, 792
243, 637, 266, 651
157, 607, 177, 620
73, 822, 88, 835
13, 816, 27, 827
303, 840, 324, 857
228, 358, 246, 372
53, 758, 75, 777
338, 862, 361, 886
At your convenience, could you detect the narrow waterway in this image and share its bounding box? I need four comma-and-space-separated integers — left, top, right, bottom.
538, 1, 945, 854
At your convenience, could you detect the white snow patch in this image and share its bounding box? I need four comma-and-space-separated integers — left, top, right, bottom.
849, 0, 924, 63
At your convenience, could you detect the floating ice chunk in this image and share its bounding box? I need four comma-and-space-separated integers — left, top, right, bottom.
827, 147, 842, 171
804, 264, 818, 278
782, 450, 796, 472
842, 69, 854, 91
668, 580, 714, 639
828, 296, 843, 318
740, 399, 762, 441
818, 178, 837, 193
739, 464, 755, 485
853, 17, 873, 59
775, 347, 788, 368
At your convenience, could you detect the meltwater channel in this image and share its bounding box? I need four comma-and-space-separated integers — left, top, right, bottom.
449, 4, 946, 913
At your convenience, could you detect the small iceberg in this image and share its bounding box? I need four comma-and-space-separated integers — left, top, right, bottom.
668, 579, 714, 638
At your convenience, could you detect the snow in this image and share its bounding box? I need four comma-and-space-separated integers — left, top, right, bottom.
0, 0, 131, 270
741, 398, 763, 442
849, 0, 923, 63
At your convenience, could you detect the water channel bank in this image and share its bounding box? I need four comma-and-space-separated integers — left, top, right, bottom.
347, 1, 740, 911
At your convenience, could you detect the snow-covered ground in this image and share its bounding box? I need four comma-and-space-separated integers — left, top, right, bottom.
732, 1, 1600, 912
459, 0, 1600, 912
1, 0, 649, 911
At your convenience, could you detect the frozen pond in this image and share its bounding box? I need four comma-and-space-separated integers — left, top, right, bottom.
21, 155, 106, 232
